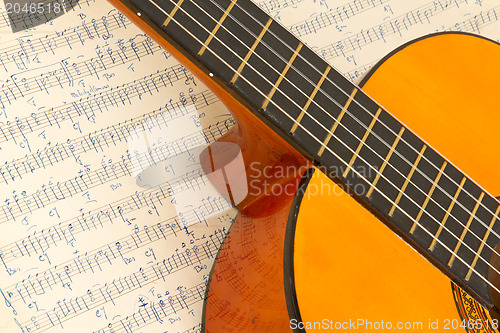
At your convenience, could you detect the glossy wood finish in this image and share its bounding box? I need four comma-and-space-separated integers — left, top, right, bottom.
202, 196, 301, 332
106, 1, 500, 305
293, 33, 500, 332
106, 0, 308, 216
105, 0, 500, 330
106, 1, 308, 331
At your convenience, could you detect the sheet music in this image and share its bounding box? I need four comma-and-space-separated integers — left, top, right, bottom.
0, 0, 499, 332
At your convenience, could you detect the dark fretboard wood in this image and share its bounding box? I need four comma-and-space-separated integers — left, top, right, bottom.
119, 0, 500, 309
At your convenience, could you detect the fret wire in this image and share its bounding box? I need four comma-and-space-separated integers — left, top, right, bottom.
290, 66, 331, 134
261, 43, 303, 109
465, 205, 500, 280
343, 108, 382, 178
149, 0, 500, 290
179, 0, 500, 274
198, 0, 238, 56
195, 0, 500, 282
192, 0, 500, 265
429, 176, 466, 251
317, 87, 358, 157
230, 18, 273, 84
366, 127, 404, 198
216, 0, 500, 245
449, 192, 486, 267
410, 161, 447, 234
198, 0, 500, 262
162, 0, 185, 27
388, 144, 426, 217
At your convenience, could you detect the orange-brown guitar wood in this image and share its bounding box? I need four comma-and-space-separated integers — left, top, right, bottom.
104, 1, 500, 330
106, 1, 309, 331
293, 33, 500, 332
106, 0, 308, 215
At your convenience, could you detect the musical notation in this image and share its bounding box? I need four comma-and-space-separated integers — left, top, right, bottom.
0, 89, 222, 184
0, 36, 167, 113
0, 120, 233, 226
1, 0, 499, 332
0, 9, 130, 73
257, 0, 307, 13
14, 227, 226, 332
91, 282, 207, 333
0, 1, 237, 330
289, 0, 388, 38
315, 0, 470, 60
3, 211, 233, 306
0, 0, 97, 32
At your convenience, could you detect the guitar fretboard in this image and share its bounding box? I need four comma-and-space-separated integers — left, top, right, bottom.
120, 0, 500, 308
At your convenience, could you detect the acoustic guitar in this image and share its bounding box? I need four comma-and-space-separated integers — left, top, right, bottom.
107, 0, 500, 331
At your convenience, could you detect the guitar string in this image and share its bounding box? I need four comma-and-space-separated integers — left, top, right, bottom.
146, 0, 500, 288
190, 0, 500, 266
203, 0, 500, 247
207, 0, 500, 243
144, 0, 500, 292
154, 0, 500, 277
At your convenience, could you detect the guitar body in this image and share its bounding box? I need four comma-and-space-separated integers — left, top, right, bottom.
291, 33, 500, 332
204, 33, 500, 332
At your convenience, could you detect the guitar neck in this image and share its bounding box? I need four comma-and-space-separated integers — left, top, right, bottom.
109, 0, 500, 309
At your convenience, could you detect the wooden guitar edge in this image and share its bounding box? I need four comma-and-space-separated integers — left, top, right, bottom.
105, 0, 309, 213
